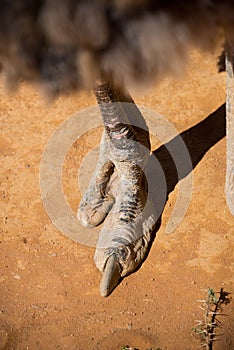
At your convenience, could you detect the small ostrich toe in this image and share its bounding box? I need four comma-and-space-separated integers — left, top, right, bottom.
78, 191, 115, 227
78, 145, 116, 227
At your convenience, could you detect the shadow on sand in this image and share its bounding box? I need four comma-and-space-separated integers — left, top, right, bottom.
134, 103, 226, 274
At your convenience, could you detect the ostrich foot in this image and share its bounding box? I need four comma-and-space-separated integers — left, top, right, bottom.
78, 82, 156, 296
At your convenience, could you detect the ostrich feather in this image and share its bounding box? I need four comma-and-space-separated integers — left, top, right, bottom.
0, 0, 233, 96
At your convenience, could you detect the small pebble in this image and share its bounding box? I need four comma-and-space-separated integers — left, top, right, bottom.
13, 274, 21, 280
39, 310, 48, 318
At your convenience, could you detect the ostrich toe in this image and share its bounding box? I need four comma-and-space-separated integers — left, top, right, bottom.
78, 132, 116, 227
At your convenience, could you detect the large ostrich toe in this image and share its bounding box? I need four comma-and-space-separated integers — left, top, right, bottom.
95, 211, 156, 297
94, 164, 156, 297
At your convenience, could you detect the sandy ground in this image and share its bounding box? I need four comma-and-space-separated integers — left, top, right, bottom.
0, 48, 233, 350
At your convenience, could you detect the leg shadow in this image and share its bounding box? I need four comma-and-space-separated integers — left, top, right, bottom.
148, 104, 225, 214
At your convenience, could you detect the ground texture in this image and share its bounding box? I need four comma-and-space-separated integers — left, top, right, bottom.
0, 49, 233, 349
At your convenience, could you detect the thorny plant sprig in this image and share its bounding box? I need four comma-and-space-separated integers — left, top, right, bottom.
192, 287, 231, 349
121, 347, 162, 350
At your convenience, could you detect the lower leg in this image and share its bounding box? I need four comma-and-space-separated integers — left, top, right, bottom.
225, 39, 234, 215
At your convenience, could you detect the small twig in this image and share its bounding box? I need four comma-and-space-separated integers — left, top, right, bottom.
192, 287, 231, 350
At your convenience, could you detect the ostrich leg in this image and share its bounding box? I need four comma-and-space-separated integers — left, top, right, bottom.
78, 82, 156, 296
225, 40, 234, 215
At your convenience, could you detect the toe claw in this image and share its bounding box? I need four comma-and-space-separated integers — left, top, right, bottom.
100, 254, 122, 297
